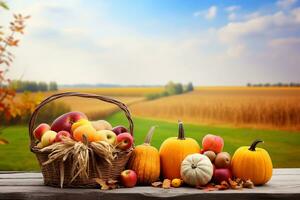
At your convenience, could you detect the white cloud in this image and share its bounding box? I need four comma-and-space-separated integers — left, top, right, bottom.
228, 13, 237, 21
194, 6, 217, 20
225, 5, 240, 12
276, 0, 297, 9
219, 10, 300, 44
206, 6, 217, 19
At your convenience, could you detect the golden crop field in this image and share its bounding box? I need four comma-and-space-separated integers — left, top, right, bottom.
130, 87, 300, 131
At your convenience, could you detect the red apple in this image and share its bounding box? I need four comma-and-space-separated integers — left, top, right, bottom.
33, 123, 50, 141
51, 111, 87, 133
202, 134, 224, 153
213, 168, 232, 184
116, 132, 133, 150
55, 130, 72, 142
112, 126, 128, 135
120, 170, 137, 188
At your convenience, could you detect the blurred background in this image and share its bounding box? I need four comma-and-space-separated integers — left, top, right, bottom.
0, 0, 300, 170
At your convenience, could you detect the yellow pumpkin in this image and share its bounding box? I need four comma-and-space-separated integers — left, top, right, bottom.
159, 121, 200, 180
231, 139, 273, 185
127, 126, 160, 185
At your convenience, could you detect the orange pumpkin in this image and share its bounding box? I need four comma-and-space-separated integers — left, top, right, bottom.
127, 126, 160, 185
231, 139, 273, 185
159, 121, 200, 180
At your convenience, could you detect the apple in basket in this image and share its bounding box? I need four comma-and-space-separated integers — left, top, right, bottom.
112, 125, 128, 135
93, 130, 117, 145
33, 123, 50, 141
51, 111, 88, 133
71, 119, 91, 133
116, 132, 133, 150
41, 130, 57, 147
55, 130, 72, 142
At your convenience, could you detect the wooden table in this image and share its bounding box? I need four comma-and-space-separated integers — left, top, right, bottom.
0, 169, 299, 200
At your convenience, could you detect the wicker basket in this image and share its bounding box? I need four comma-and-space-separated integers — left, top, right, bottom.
28, 92, 134, 188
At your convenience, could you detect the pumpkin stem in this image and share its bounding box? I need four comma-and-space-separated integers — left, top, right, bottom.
144, 126, 157, 144
248, 139, 264, 151
178, 120, 185, 140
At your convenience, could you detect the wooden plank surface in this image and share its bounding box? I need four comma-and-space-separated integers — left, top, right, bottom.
0, 169, 299, 200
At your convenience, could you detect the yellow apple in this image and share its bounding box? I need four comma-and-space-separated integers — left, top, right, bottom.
71, 119, 91, 133
41, 131, 57, 147
73, 124, 96, 142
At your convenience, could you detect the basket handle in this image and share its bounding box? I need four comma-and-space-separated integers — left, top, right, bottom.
28, 92, 134, 148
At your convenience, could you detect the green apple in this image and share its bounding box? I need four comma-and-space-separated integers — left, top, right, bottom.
96, 130, 116, 145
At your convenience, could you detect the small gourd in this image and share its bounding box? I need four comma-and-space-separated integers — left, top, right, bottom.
231, 139, 273, 185
127, 126, 160, 185
159, 121, 200, 179
181, 153, 213, 186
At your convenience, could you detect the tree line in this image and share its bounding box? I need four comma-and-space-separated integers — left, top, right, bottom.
247, 82, 300, 87
147, 81, 194, 100
9, 80, 58, 92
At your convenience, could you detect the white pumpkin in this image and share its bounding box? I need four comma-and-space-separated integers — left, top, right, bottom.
180, 153, 213, 186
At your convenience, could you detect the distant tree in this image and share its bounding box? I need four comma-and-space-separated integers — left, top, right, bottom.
165, 81, 177, 95
185, 82, 194, 92
49, 82, 58, 91
174, 83, 183, 94
247, 83, 252, 87
38, 82, 48, 91
28, 81, 38, 92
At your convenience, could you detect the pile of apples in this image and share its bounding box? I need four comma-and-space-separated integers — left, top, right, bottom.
201, 134, 232, 184
34, 111, 133, 150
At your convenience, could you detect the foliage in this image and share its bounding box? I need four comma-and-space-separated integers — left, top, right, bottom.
0, 5, 30, 124
9, 80, 58, 92
49, 81, 58, 91
146, 81, 194, 100
1, 92, 43, 125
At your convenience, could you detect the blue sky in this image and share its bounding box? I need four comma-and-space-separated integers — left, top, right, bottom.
2, 0, 300, 85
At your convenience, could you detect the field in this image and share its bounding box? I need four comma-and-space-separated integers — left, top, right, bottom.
130, 87, 300, 130
0, 112, 299, 171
